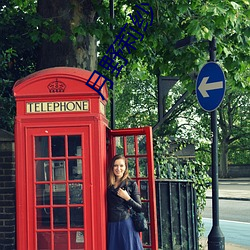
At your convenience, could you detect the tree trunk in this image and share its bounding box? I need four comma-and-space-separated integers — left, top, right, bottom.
37, 0, 99, 71
219, 139, 229, 178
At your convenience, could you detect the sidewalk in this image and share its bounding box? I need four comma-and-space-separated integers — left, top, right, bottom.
203, 178, 250, 249
206, 178, 250, 201
200, 238, 250, 250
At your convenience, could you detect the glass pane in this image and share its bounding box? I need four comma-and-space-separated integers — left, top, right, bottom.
71, 231, 84, 247
52, 136, 65, 157
142, 202, 150, 221
69, 159, 82, 180
37, 208, 50, 229
115, 136, 124, 155
127, 158, 136, 177
68, 135, 82, 156
69, 183, 83, 204
37, 232, 51, 250
126, 136, 135, 155
35, 136, 49, 157
52, 160, 66, 181
36, 160, 49, 181
53, 184, 66, 204
142, 227, 151, 246
70, 207, 83, 227
138, 135, 146, 155
42, 185, 50, 206
54, 231, 68, 249
139, 158, 148, 177
36, 184, 46, 205
140, 180, 149, 200
53, 208, 67, 227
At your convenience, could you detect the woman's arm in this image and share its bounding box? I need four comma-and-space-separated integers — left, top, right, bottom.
117, 181, 142, 212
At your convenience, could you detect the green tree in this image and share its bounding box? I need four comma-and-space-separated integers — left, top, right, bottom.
0, 1, 249, 248
1, 0, 249, 173
110, 0, 250, 178
218, 89, 250, 177
36, 0, 100, 70
169, 86, 250, 178
0, 0, 37, 131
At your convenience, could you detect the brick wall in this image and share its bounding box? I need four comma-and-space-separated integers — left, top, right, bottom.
0, 130, 16, 250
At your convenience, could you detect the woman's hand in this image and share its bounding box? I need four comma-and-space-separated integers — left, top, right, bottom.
117, 188, 131, 201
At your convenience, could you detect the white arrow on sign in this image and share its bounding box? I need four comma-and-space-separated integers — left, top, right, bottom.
198, 76, 223, 98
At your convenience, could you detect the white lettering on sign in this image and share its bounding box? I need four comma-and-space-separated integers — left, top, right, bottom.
26, 101, 89, 113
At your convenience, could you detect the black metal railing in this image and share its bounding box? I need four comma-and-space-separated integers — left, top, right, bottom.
156, 179, 198, 250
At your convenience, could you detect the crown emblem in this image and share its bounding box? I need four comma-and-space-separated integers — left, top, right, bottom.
47, 79, 66, 93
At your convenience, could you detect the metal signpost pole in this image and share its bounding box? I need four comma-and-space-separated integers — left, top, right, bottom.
208, 37, 225, 250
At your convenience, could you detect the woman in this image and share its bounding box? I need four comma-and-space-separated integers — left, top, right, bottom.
107, 154, 144, 250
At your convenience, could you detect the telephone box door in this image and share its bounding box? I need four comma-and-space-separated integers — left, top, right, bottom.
26, 126, 92, 250
109, 126, 158, 250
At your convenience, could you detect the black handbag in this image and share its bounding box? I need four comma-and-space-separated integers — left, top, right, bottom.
131, 210, 148, 232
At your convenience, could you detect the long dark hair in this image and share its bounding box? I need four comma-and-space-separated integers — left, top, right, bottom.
107, 154, 130, 187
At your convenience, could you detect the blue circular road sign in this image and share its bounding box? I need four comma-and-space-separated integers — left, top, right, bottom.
196, 62, 226, 112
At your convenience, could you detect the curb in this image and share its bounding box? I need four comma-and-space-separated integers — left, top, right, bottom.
218, 178, 250, 182
206, 196, 250, 201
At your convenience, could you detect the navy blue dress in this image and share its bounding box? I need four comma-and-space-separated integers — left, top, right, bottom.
107, 180, 143, 250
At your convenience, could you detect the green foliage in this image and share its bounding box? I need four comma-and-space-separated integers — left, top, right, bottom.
154, 136, 211, 240
0, 78, 15, 132
0, 49, 17, 131
0, 0, 248, 190
107, 66, 158, 129
0, 0, 38, 131
0, 1, 37, 78
219, 89, 250, 166
125, 0, 250, 91
99, 0, 249, 176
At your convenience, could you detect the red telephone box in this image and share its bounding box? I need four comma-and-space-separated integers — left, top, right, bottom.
13, 67, 158, 250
